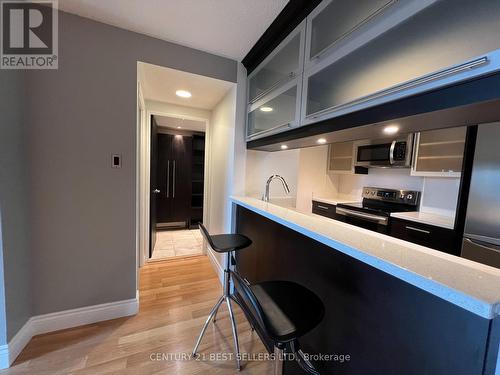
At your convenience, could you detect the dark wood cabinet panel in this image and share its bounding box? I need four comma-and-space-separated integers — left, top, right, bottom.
235, 205, 490, 375
156, 134, 192, 225
312, 200, 338, 219
389, 218, 458, 255
312, 200, 458, 256
170, 135, 192, 222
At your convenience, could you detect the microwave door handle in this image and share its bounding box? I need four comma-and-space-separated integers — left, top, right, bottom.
389, 140, 396, 165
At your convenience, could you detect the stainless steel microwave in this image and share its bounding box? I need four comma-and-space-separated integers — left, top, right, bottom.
355, 134, 413, 168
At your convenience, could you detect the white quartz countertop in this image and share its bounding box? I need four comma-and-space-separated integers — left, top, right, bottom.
231, 196, 500, 319
391, 211, 455, 229
312, 196, 361, 205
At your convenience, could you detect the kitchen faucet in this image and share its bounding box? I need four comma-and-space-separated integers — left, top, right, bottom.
263, 175, 290, 202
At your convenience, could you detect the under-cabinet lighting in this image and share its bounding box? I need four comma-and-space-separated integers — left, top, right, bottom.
383, 125, 399, 135
317, 138, 327, 144
280, 145, 288, 150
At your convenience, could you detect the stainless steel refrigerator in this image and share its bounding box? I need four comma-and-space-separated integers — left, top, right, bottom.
461, 122, 500, 268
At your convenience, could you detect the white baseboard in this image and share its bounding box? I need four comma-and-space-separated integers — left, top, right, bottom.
0, 293, 139, 369
207, 248, 224, 284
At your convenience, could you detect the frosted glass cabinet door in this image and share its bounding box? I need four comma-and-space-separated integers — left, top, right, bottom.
247, 84, 298, 140
412, 127, 466, 176
309, 0, 395, 60
248, 23, 304, 103
305, 0, 500, 118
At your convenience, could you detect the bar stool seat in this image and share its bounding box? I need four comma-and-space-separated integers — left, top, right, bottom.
251, 280, 324, 343
232, 272, 325, 375
209, 233, 252, 253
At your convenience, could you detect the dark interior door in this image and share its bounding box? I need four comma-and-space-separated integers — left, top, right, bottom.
150, 116, 159, 257
157, 134, 173, 223
170, 135, 192, 222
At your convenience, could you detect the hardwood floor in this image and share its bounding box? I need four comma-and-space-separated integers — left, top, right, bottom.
2, 256, 272, 374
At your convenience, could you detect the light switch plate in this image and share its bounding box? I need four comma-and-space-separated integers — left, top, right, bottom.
111, 154, 122, 168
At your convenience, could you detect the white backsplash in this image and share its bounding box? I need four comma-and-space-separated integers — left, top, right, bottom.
245, 145, 460, 217
245, 149, 300, 198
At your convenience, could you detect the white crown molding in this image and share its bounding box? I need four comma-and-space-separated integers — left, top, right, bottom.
0, 293, 139, 369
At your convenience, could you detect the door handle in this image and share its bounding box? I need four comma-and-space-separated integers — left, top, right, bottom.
153, 189, 160, 194
316, 205, 330, 210
405, 226, 431, 234
389, 140, 396, 165
173, 160, 176, 198
166, 160, 170, 198
336, 207, 388, 225
464, 237, 500, 252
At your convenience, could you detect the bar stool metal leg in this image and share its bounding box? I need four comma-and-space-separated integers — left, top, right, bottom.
274, 346, 284, 375
192, 252, 241, 370
226, 296, 241, 370
192, 296, 224, 357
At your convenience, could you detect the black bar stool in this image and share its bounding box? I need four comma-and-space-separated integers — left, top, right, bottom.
192, 223, 252, 370
231, 271, 325, 375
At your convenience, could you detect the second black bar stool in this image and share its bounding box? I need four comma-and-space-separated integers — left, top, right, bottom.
192, 223, 252, 370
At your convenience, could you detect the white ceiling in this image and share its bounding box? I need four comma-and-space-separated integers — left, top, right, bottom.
155, 116, 206, 132
138, 62, 234, 110
58, 0, 289, 60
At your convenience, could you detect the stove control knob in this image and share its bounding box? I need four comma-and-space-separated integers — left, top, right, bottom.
406, 193, 413, 201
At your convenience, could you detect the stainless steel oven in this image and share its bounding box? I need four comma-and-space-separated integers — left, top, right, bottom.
355, 134, 413, 168
334, 187, 421, 234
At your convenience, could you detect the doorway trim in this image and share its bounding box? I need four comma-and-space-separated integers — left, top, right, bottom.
138, 106, 211, 266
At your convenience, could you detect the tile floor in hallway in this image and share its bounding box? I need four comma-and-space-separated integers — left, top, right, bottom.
151, 229, 204, 260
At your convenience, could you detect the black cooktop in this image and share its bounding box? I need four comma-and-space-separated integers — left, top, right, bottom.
338, 198, 418, 216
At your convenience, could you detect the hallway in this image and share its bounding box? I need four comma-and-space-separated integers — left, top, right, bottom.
151, 229, 204, 260
4, 257, 271, 374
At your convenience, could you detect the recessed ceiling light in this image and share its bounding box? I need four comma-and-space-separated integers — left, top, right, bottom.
176, 90, 192, 98
177, 126, 182, 129
317, 138, 327, 144
383, 125, 399, 135
260, 106, 273, 112
280, 145, 288, 150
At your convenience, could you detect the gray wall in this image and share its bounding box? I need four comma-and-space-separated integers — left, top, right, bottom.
0, 71, 32, 341
26, 11, 236, 315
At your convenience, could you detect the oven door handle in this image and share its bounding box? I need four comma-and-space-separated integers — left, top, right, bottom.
336, 207, 389, 226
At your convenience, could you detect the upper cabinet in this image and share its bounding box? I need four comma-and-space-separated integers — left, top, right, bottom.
247, 80, 301, 140
411, 126, 467, 177
328, 141, 355, 174
302, 0, 500, 124
246, 0, 500, 143
247, 21, 305, 104
246, 21, 305, 140
306, 0, 396, 63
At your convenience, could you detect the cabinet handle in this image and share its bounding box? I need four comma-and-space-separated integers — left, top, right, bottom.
306, 56, 489, 120
405, 226, 431, 234
316, 205, 330, 210
309, 0, 397, 63
247, 123, 292, 140
249, 72, 296, 104
166, 160, 170, 198
173, 160, 176, 198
